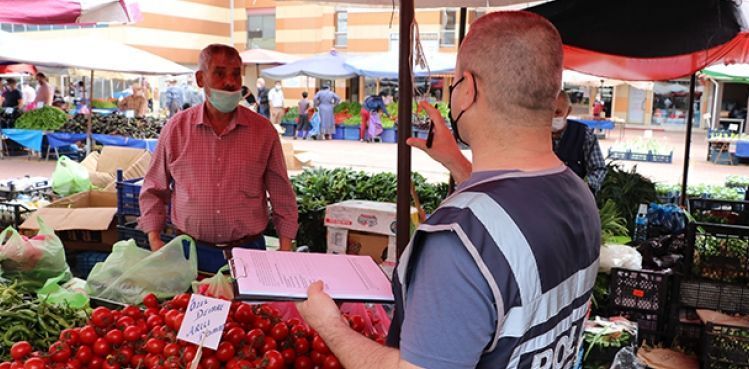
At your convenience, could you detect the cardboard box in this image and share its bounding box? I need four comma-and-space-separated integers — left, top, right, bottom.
325, 201, 418, 263
80, 146, 151, 191
281, 142, 310, 171
20, 191, 118, 252
324, 200, 419, 237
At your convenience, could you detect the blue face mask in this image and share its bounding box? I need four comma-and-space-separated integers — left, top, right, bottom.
208, 88, 242, 113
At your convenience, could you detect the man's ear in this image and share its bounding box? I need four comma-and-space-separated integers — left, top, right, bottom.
196, 71, 205, 88
567, 106, 573, 117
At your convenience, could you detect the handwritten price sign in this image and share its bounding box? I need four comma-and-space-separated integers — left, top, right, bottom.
177, 294, 231, 350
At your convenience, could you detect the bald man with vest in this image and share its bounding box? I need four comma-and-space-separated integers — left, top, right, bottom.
296, 11, 600, 369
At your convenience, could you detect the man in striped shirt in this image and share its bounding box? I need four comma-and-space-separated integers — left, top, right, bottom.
297, 11, 600, 369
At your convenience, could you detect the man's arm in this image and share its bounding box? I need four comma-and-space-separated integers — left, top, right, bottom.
583, 129, 607, 193
264, 133, 299, 251
407, 101, 472, 184
138, 128, 173, 251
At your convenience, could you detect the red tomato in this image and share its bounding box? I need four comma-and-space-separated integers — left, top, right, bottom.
143, 293, 160, 309
101, 357, 120, 369
93, 338, 111, 357
59, 329, 80, 346
261, 337, 277, 353
144, 354, 161, 369
146, 315, 164, 330
264, 350, 284, 369
287, 319, 302, 327
10, 360, 22, 369
323, 356, 342, 369
130, 355, 145, 369
181, 346, 198, 364
162, 344, 179, 358
0, 363, 11, 369
173, 313, 185, 330
172, 294, 191, 310
310, 351, 326, 365
88, 357, 103, 369
312, 336, 330, 355
245, 329, 265, 349
290, 325, 309, 338
115, 316, 135, 330
74, 346, 93, 364
64, 359, 81, 369
164, 310, 180, 331
49, 342, 72, 362
79, 326, 98, 346
115, 347, 133, 365
145, 339, 165, 355
294, 356, 313, 369
123, 326, 141, 342
10, 342, 32, 361
104, 330, 124, 346
270, 323, 289, 341
255, 318, 272, 334
144, 307, 160, 318
91, 307, 114, 328
201, 357, 220, 369
23, 358, 44, 369
233, 304, 255, 325
281, 349, 296, 365
224, 327, 245, 346
349, 315, 365, 333
214, 342, 235, 363
236, 345, 255, 361
122, 306, 142, 319
294, 338, 310, 354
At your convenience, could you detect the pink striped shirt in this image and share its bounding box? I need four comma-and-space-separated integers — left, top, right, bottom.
139, 103, 298, 243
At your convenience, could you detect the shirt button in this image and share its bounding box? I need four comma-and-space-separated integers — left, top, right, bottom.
216, 210, 221, 214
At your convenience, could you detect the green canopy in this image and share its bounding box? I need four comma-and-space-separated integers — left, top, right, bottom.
702, 64, 749, 83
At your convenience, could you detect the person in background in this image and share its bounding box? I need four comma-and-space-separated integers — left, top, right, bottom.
268, 81, 285, 131
2, 78, 23, 109
297, 11, 600, 369
33, 73, 53, 107
21, 82, 36, 108
118, 84, 149, 117
240, 86, 257, 110
164, 79, 184, 117
553, 91, 607, 194
256, 78, 270, 118
184, 79, 204, 107
593, 94, 605, 118
314, 83, 340, 140
295, 91, 311, 140
144, 81, 154, 112
139, 44, 298, 273
361, 90, 391, 142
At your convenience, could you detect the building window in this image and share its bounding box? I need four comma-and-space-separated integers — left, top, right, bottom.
335, 11, 348, 48
247, 12, 276, 49
440, 9, 457, 47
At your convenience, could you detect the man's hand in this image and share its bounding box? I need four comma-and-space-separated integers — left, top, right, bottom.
296, 281, 347, 336
279, 237, 293, 252
148, 231, 165, 251
407, 101, 472, 184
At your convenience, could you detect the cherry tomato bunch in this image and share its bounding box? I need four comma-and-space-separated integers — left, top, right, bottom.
1, 293, 386, 369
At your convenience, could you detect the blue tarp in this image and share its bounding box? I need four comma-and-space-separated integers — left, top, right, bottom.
47, 132, 87, 149
92, 134, 158, 152
1, 129, 44, 151
576, 119, 615, 130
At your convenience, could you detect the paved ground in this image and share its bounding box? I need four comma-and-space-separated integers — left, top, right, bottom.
2, 127, 748, 187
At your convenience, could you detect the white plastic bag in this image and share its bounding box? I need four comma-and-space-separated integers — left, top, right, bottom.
599, 244, 642, 273
52, 156, 91, 196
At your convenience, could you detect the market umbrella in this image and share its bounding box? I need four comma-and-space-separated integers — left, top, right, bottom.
261, 50, 357, 80
0, 63, 36, 75
0, 0, 141, 25
240, 48, 299, 65
344, 51, 455, 79
702, 63, 749, 83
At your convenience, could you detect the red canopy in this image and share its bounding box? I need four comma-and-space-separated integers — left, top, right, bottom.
0, 64, 36, 75
0, 0, 140, 25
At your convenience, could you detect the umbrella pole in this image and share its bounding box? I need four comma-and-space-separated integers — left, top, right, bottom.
86, 70, 95, 154
680, 73, 697, 207
396, 0, 415, 259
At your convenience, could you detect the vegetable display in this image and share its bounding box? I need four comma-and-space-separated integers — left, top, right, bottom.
90, 100, 118, 110
597, 163, 658, 232
61, 114, 165, 139
15, 107, 68, 131
0, 293, 385, 369
610, 138, 672, 156
0, 281, 88, 361
725, 175, 749, 189
656, 183, 745, 202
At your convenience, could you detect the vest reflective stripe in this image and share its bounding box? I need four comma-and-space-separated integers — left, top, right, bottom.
442, 192, 543, 304
499, 257, 599, 338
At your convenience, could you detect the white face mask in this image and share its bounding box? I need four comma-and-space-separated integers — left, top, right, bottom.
551, 117, 567, 132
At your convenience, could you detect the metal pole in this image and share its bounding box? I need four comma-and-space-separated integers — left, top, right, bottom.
396, 0, 415, 258
680, 74, 697, 207
86, 70, 94, 154
448, 8, 468, 194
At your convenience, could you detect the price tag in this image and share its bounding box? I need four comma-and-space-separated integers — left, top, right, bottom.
177, 294, 231, 350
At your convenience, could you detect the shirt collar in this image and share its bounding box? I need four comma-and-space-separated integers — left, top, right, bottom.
194, 102, 250, 128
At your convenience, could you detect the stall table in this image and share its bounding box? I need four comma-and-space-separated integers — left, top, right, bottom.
575, 119, 615, 139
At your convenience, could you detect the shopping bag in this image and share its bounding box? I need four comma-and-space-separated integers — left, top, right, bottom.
192, 264, 234, 300
37, 274, 89, 309
0, 217, 72, 286
86, 235, 198, 305
51, 155, 92, 196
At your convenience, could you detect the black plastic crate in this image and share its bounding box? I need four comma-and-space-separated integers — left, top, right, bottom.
73, 251, 110, 279
679, 279, 749, 315
702, 323, 749, 369
672, 308, 703, 355
685, 222, 749, 284
689, 198, 749, 226
610, 268, 671, 313
117, 223, 175, 250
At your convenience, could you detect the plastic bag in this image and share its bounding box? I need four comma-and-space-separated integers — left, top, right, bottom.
647, 203, 687, 236
37, 274, 89, 309
51, 156, 91, 196
610, 347, 645, 369
599, 244, 642, 273
0, 217, 72, 286
192, 265, 234, 300
86, 235, 197, 305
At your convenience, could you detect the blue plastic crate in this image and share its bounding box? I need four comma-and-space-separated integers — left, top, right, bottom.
74, 251, 110, 279
650, 152, 673, 163
608, 148, 630, 160
332, 126, 344, 140
343, 126, 360, 141
629, 151, 650, 162
116, 170, 143, 218
280, 122, 296, 137
381, 128, 396, 143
